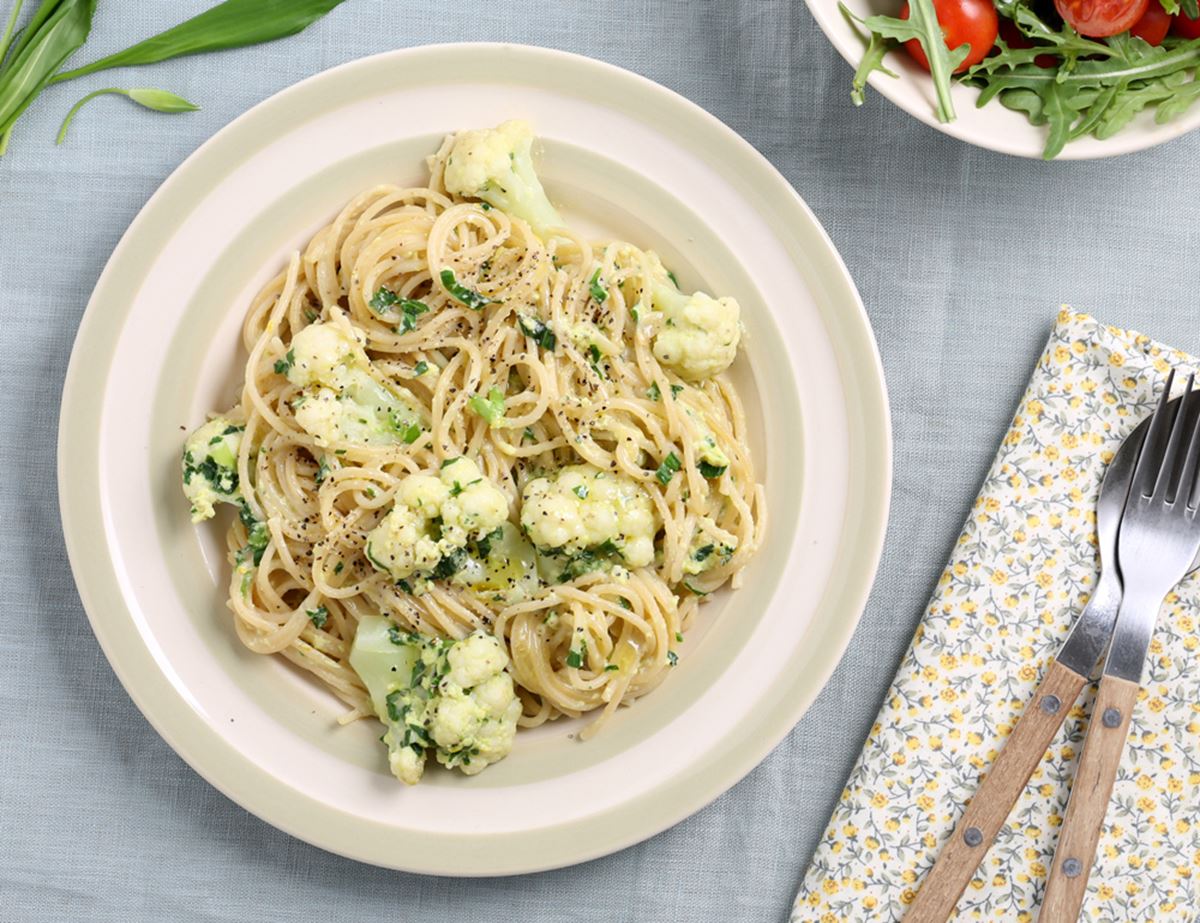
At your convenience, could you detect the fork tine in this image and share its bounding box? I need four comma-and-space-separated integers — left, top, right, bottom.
1131, 369, 1176, 500
1176, 386, 1200, 509
1153, 372, 1195, 502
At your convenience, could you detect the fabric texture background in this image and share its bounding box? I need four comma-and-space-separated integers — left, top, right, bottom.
793, 312, 1200, 922
4, 2, 1200, 921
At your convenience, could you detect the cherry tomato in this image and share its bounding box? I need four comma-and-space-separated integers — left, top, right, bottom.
998, 19, 1058, 66
1130, 1, 1172, 42
900, 0, 1000, 73
1054, 0, 1150, 37
1173, 9, 1200, 37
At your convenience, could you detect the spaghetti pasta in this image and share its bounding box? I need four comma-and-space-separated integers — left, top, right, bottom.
182, 122, 765, 779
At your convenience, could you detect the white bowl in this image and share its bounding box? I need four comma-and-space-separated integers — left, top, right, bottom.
808, 0, 1200, 158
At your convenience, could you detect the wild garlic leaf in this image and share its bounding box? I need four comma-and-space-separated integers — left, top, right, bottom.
0, 0, 95, 137
51, 0, 347, 84
56, 86, 199, 144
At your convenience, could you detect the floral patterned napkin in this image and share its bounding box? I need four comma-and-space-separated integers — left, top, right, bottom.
792, 311, 1200, 923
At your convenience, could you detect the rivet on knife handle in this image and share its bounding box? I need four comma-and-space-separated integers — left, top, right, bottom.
903, 658, 1089, 923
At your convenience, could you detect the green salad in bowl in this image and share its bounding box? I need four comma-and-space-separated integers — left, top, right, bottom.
843, 0, 1200, 157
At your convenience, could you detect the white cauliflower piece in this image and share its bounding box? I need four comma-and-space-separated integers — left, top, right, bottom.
429, 632, 521, 775
520, 464, 659, 569
442, 120, 564, 239
647, 264, 741, 381
286, 321, 362, 389
348, 617, 520, 784
181, 417, 243, 523
284, 317, 426, 448
365, 458, 509, 582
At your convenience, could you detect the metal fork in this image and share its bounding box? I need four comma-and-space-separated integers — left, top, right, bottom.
1041, 369, 1200, 921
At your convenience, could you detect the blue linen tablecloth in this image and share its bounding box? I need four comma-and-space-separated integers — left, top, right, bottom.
4, 2, 1200, 920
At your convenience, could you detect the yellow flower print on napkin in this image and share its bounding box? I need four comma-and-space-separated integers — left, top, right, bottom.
793, 311, 1200, 923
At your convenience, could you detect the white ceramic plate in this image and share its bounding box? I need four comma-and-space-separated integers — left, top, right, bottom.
809, 0, 1200, 159
58, 43, 891, 875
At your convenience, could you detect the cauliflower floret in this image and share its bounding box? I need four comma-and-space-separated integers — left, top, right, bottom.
429, 632, 521, 775
442, 120, 564, 239
348, 618, 520, 784
520, 464, 659, 569
647, 264, 741, 382
365, 458, 509, 582
284, 317, 426, 448
683, 516, 739, 576
181, 417, 243, 523
287, 321, 363, 389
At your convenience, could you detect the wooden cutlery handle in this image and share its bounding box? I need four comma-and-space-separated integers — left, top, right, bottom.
1040, 674, 1139, 922
905, 659, 1088, 923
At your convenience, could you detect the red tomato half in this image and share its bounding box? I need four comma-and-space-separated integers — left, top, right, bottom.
1173, 9, 1200, 37
1131, 1, 1172, 42
1054, 0, 1150, 36
900, 0, 1000, 73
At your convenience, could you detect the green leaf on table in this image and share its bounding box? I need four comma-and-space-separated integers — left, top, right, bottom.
50, 0, 347, 84
0, 0, 96, 138
56, 86, 199, 144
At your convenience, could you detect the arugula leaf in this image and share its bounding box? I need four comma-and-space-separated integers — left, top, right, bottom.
855, 0, 970, 123
839, 2, 900, 107
968, 37, 1200, 158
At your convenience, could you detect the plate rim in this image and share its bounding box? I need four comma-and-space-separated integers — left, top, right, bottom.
57, 41, 893, 875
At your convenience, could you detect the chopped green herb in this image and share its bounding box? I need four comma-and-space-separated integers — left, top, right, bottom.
518, 314, 557, 351
468, 386, 505, 426
522, 427, 536, 443
333, 561, 344, 575
413, 361, 429, 376
440, 456, 461, 469
439, 269, 491, 310
693, 544, 716, 563
572, 484, 588, 500
671, 384, 684, 398
604, 664, 619, 672
667, 650, 679, 666
315, 455, 332, 485
306, 605, 329, 629
683, 580, 709, 596
698, 461, 727, 479
304, 309, 319, 323
675, 631, 684, 643
273, 348, 295, 375
655, 451, 682, 485
666, 270, 680, 288
430, 547, 467, 580
396, 578, 413, 594
566, 641, 586, 669
588, 268, 607, 303
647, 382, 662, 401
476, 527, 505, 558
